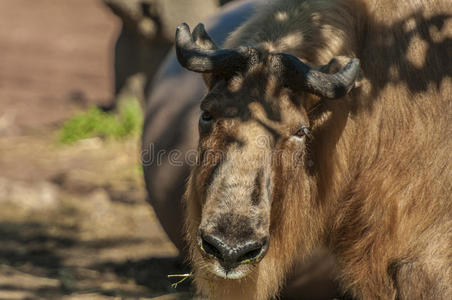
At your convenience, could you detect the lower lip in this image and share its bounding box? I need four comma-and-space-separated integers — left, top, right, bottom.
213, 264, 246, 279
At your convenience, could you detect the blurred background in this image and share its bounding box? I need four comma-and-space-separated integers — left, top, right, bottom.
0, 0, 232, 299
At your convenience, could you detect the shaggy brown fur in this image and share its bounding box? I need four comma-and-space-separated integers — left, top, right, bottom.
183, 0, 452, 299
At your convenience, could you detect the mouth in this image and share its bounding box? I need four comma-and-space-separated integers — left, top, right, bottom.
210, 261, 251, 279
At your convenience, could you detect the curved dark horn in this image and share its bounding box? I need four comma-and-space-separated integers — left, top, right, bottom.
272, 53, 360, 99
192, 23, 218, 50
175, 23, 247, 73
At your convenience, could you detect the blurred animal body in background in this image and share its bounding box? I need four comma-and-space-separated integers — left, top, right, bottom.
102, 0, 233, 108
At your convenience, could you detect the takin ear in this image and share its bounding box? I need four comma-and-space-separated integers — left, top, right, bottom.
318, 56, 363, 88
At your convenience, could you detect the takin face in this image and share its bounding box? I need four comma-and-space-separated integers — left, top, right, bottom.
176, 23, 360, 280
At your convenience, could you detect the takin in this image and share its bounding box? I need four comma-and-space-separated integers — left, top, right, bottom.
142, 1, 344, 298
174, 0, 451, 299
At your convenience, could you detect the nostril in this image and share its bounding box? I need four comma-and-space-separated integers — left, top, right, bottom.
238, 248, 261, 262
237, 246, 262, 263
201, 234, 223, 260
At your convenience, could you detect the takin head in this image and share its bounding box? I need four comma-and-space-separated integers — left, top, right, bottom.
176, 23, 360, 279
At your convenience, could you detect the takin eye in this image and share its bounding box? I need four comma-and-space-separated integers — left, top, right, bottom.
199, 111, 214, 133
293, 126, 311, 139
200, 110, 213, 123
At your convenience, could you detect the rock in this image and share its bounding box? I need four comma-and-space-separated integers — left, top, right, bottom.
0, 178, 60, 211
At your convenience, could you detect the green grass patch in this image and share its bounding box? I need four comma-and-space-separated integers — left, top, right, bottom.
59, 98, 143, 144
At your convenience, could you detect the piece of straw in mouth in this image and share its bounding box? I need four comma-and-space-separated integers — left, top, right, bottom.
168, 272, 192, 288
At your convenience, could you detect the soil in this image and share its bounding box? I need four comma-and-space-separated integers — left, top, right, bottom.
0, 0, 117, 133
0, 1, 189, 299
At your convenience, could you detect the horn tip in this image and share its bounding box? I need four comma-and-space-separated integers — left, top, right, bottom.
342, 57, 361, 79
176, 22, 193, 46
349, 57, 360, 68
176, 23, 190, 33
192, 23, 205, 39
193, 23, 205, 31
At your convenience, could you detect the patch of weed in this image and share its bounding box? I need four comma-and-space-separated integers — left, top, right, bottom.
59, 98, 142, 144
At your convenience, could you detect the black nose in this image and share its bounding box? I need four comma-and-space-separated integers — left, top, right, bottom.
200, 233, 268, 270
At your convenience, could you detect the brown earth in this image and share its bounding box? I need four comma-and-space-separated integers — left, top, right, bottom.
0, 0, 117, 133
0, 0, 188, 299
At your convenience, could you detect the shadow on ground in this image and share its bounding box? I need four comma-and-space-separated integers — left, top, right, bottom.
0, 135, 190, 299
0, 219, 193, 299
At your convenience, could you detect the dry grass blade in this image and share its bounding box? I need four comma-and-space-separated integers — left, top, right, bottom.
168, 272, 193, 288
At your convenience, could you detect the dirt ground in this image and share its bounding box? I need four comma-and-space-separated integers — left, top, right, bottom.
0, 0, 118, 133
0, 1, 189, 299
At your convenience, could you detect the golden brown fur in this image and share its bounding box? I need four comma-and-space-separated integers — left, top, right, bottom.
184, 0, 452, 299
